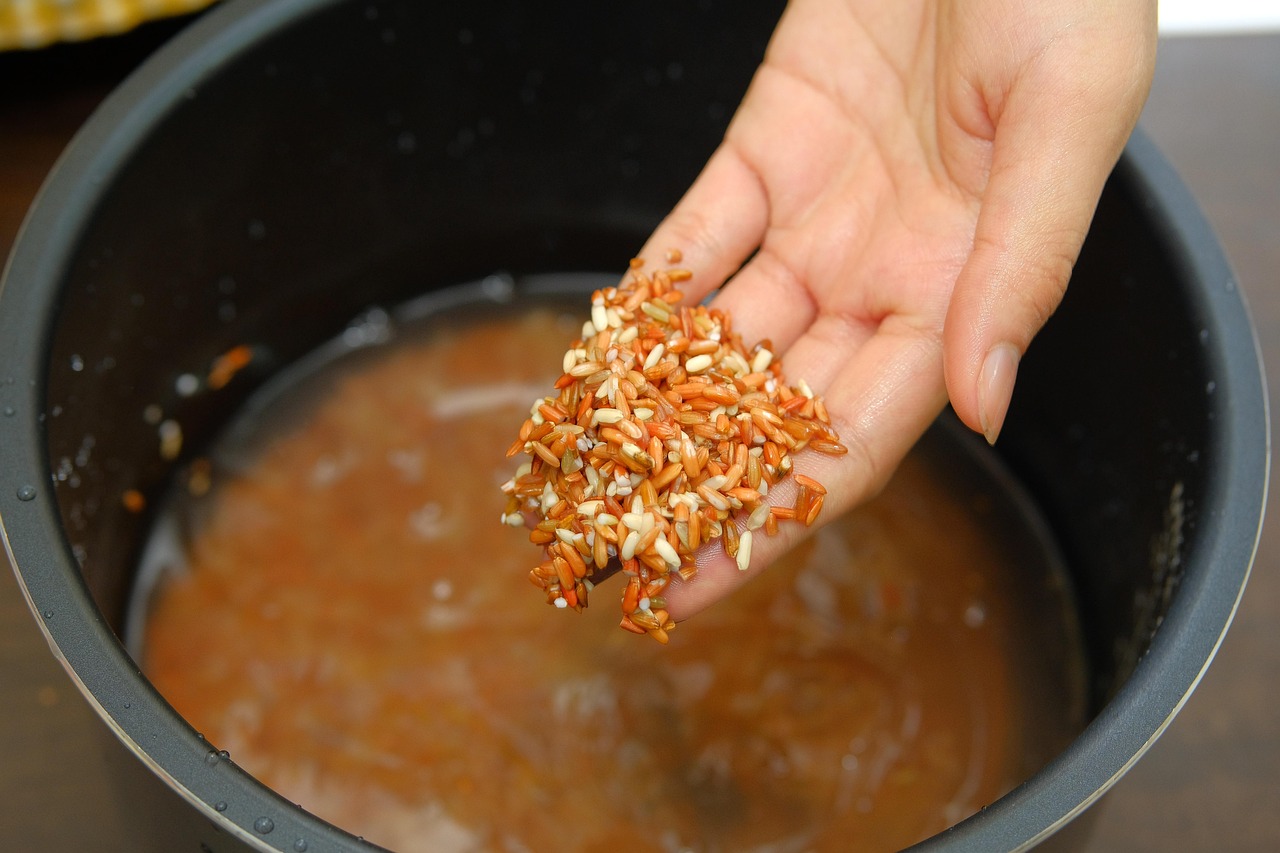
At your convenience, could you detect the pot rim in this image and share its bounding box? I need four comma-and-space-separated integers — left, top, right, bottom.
0, 0, 1268, 850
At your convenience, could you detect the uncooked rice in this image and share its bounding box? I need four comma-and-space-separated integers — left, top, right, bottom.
500, 255, 847, 642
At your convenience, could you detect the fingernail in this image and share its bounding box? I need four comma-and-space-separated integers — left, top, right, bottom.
978, 343, 1020, 445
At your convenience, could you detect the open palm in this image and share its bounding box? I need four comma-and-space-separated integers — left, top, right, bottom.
647, 0, 1156, 619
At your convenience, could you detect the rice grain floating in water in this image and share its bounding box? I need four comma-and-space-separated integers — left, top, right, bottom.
501, 256, 848, 641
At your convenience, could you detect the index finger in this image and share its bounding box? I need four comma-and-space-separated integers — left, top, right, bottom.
633, 143, 769, 304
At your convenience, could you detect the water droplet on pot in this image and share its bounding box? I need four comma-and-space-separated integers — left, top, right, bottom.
481, 273, 514, 302
254, 817, 275, 834
176, 374, 200, 397
293, 839, 309, 852
214, 801, 228, 812
17, 485, 37, 501
70, 354, 84, 372
343, 307, 392, 348
218, 749, 230, 760
159, 419, 184, 460
43, 610, 53, 619
205, 751, 219, 765
3, 406, 14, 416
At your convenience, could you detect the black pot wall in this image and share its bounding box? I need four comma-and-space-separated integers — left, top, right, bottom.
0, 0, 1266, 851
1004, 151, 1215, 710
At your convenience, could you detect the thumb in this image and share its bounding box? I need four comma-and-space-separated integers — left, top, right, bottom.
943, 25, 1155, 444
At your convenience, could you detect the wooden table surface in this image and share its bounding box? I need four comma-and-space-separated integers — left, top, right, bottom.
2, 21, 1277, 852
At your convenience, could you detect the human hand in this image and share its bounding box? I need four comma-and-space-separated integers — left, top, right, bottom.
642, 0, 1157, 620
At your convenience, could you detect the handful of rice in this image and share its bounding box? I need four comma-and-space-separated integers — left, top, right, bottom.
500, 254, 846, 643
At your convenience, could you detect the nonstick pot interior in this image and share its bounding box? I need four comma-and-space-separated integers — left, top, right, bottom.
0, 0, 1266, 850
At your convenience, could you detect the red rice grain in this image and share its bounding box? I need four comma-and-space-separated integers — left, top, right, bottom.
500, 256, 847, 642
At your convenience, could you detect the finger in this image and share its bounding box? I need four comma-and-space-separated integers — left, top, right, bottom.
707, 247, 827, 359
943, 24, 1156, 444
664, 322, 947, 620
634, 142, 770, 303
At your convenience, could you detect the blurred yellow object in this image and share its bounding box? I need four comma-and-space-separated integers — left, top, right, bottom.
0, 0, 218, 51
